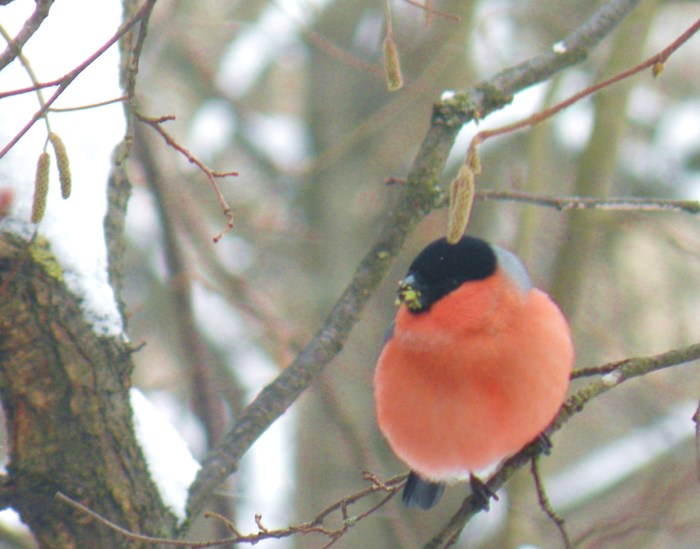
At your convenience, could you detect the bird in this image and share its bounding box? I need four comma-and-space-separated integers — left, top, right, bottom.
373, 235, 574, 509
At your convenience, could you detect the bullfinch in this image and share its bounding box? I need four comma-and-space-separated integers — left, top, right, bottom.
374, 236, 573, 509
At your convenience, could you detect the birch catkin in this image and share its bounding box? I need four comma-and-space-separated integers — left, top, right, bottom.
31, 152, 51, 223
446, 162, 476, 244
383, 36, 403, 92
49, 132, 72, 199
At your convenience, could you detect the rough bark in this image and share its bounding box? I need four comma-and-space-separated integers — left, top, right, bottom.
0, 230, 175, 547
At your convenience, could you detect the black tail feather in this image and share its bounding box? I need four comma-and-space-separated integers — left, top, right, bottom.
402, 471, 445, 509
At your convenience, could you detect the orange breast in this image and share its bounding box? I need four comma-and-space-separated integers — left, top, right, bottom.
374, 269, 573, 481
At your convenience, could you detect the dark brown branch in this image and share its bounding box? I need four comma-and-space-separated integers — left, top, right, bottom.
423, 342, 700, 548
183, 0, 643, 526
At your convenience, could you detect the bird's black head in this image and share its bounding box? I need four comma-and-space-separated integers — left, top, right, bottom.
397, 236, 497, 313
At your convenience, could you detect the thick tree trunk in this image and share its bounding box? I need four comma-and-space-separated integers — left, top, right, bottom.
0, 230, 174, 547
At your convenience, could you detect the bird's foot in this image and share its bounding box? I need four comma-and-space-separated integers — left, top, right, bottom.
469, 474, 498, 511
530, 433, 553, 456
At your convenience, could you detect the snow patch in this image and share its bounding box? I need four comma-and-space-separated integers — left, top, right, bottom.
0, 0, 125, 336
130, 388, 201, 522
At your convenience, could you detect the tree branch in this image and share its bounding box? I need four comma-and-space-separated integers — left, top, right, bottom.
531, 457, 571, 549
423, 342, 700, 548
105, 0, 158, 329
135, 112, 237, 242
58, 473, 405, 547
436, 0, 643, 129
0, 0, 54, 71
134, 123, 227, 447
0, 0, 156, 159
0, 229, 176, 546
183, 0, 644, 526
475, 190, 700, 215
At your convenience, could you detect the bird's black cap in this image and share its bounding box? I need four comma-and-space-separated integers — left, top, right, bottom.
398, 236, 496, 313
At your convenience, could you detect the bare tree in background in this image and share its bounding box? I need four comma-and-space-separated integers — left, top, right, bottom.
1, 0, 700, 547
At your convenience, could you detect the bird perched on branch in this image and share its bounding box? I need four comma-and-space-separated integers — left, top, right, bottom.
374, 236, 573, 509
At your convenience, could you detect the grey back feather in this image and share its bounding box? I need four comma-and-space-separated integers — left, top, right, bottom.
493, 246, 533, 293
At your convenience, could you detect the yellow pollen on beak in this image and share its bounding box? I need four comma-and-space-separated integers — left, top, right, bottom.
396, 282, 422, 311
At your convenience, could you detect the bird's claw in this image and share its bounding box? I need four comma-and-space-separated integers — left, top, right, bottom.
531, 433, 553, 456
469, 474, 498, 511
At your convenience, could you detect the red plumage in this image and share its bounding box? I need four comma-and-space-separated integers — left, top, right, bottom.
373, 237, 573, 508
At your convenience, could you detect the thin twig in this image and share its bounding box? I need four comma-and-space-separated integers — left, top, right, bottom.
297, 41, 454, 175
135, 112, 237, 243
531, 457, 571, 549
466, 17, 700, 160
56, 472, 404, 547
310, 473, 405, 526
48, 96, 128, 112
447, 15, 699, 263
400, 0, 461, 22
0, 78, 63, 100
135, 124, 227, 447
202, 510, 242, 536
0, 24, 51, 134
0, 0, 54, 71
423, 341, 700, 548
56, 492, 197, 547
476, 190, 700, 215
0, 0, 156, 159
